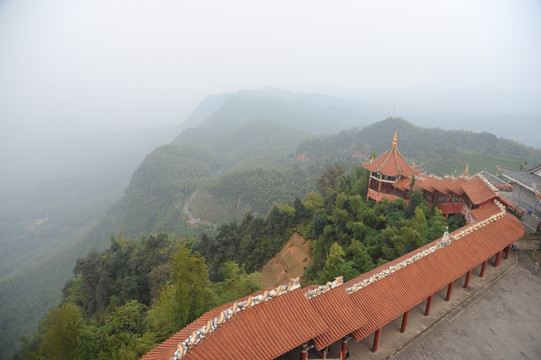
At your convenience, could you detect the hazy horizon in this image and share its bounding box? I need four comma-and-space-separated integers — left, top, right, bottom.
1, 0, 541, 192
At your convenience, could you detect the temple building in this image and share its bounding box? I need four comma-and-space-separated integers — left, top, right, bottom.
140, 136, 524, 360
364, 133, 514, 222
364, 132, 420, 203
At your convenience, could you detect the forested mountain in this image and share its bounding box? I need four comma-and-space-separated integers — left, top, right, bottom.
14, 162, 462, 360
297, 118, 541, 174
4, 89, 541, 359
2, 89, 374, 359
0, 126, 181, 359
87, 116, 541, 249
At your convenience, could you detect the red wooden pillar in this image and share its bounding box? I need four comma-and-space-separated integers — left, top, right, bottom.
300, 343, 308, 360
504, 245, 511, 259
372, 328, 381, 352
494, 251, 503, 267
400, 310, 409, 333
464, 270, 472, 289
445, 282, 454, 302
340, 337, 350, 360
425, 295, 433, 316
479, 260, 487, 277
322, 347, 328, 360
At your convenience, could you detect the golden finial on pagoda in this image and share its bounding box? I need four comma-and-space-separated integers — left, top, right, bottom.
392, 132, 398, 148
464, 163, 469, 175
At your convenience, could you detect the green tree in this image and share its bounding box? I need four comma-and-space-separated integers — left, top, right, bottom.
147, 245, 216, 340
213, 262, 262, 304
406, 188, 423, 217
348, 239, 375, 273
317, 165, 346, 201
428, 207, 447, 240
38, 303, 95, 360
98, 300, 148, 360
411, 207, 428, 240
318, 242, 347, 283
304, 192, 325, 212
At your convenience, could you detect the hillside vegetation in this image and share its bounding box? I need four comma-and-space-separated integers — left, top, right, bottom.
5, 89, 541, 358
16, 162, 464, 360
297, 118, 541, 174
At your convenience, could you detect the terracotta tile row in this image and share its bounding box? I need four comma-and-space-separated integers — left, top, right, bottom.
347, 212, 523, 340
364, 146, 418, 178
462, 176, 498, 205
305, 286, 368, 350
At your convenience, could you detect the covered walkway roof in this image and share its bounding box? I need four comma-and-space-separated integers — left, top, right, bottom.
142, 205, 524, 360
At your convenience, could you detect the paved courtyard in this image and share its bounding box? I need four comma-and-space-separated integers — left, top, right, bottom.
389, 250, 541, 360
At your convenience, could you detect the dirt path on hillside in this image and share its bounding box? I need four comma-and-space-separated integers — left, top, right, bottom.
182, 192, 196, 221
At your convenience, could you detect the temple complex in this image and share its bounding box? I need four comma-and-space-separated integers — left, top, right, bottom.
140, 135, 525, 360
365, 133, 514, 222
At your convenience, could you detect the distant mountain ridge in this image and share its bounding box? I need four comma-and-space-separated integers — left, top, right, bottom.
179, 88, 376, 135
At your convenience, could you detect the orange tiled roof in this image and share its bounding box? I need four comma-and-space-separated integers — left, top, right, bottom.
305, 284, 368, 350
471, 202, 500, 220
393, 175, 470, 196
393, 177, 412, 191
345, 209, 523, 340
462, 175, 499, 205
446, 176, 467, 195
363, 133, 418, 178
142, 204, 524, 360
141, 287, 328, 360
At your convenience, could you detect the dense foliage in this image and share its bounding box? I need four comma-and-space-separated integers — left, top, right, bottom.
8, 115, 540, 358
297, 118, 541, 174
15, 234, 261, 360
15, 161, 490, 359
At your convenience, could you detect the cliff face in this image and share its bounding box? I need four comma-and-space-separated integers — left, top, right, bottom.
261, 232, 312, 287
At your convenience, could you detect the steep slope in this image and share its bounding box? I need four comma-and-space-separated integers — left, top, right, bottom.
91, 144, 221, 241
86, 118, 314, 244
0, 126, 181, 358
261, 232, 312, 287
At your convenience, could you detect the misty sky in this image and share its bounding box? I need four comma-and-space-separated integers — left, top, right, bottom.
1, 0, 541, 141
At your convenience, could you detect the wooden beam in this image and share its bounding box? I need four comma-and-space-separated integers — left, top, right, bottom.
480, 260, 487, 277
445, 282, 454, 302
372, 328, 381, 352
425, 295, 433, 316
400, 310, 409, 333
300, 343, 308, 360
464, 270, 472, 289
504, 245, 511, 259
340, 337, 350, 360
494, 251, 503, 267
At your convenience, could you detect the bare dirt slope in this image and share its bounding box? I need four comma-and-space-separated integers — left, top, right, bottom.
261, 232, 312, 287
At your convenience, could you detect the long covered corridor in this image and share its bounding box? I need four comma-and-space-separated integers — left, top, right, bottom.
278, 248, 522, 360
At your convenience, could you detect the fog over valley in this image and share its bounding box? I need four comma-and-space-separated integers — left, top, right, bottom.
2, 0, 540, 194
1, 1, 540, 359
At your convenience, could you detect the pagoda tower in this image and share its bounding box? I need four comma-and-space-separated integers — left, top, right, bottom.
363, 132, 419, 202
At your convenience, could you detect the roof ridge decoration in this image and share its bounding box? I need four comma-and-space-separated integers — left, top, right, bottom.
346, 199, 507, 295
172, 278, 301, 360
475, 172, 500, 195
305, 276, 343, 299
